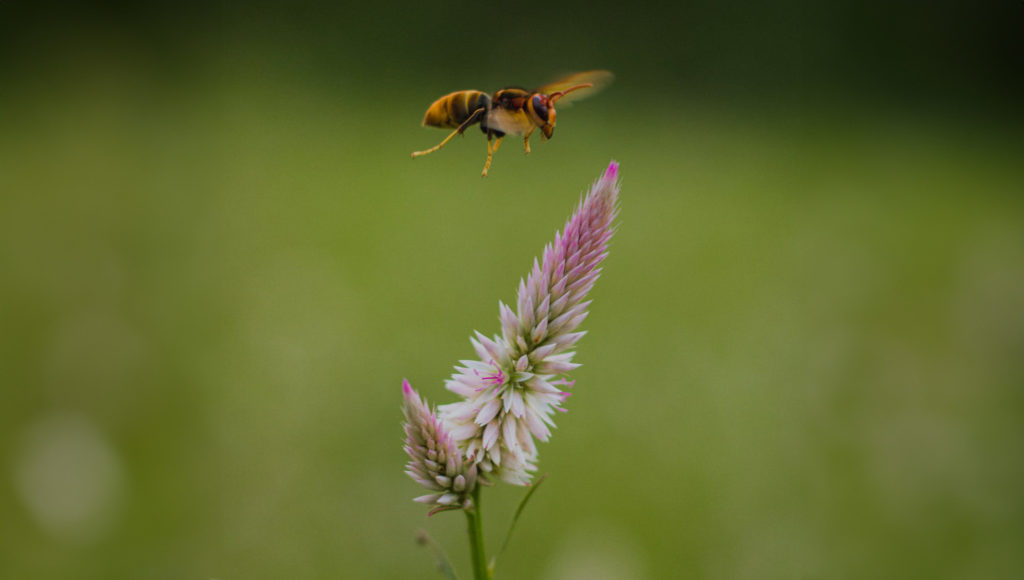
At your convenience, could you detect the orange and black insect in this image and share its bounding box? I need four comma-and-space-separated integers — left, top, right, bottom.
411, 71, 613, 177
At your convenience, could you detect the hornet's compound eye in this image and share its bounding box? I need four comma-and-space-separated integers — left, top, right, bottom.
530, 95, 550, 122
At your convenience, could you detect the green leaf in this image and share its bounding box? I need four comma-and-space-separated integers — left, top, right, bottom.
490, 473, 548, 574
416, 529, 460, 580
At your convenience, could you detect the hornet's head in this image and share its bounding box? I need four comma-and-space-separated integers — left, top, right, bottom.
525, 83, 592, 140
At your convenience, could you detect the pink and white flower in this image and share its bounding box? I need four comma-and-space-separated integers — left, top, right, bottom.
438, 162, 621, 485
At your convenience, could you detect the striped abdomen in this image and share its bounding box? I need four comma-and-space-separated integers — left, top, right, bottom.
421, 90, 491, 129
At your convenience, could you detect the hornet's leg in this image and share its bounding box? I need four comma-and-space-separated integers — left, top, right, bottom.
411, 108, 486, 158
482, 134, 503, 177
523, 127, 535, 155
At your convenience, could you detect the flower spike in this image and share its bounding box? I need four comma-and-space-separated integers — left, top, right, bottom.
438, 161, 621, 485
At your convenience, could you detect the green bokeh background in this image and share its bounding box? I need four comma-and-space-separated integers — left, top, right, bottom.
1, 2, 1022, 579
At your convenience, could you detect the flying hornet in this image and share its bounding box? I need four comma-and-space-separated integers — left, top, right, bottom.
411, 70, 613, 177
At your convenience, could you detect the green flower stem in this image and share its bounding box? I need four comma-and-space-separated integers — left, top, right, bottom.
465, 486, 489, 580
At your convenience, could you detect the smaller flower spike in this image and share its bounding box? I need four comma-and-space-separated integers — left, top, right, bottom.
401, 379, 478, 515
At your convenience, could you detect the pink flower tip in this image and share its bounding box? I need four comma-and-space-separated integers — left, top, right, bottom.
603, 160, 619, 181
402, 379, 413, 396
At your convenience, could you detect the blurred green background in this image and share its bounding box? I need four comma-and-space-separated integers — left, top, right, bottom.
1, 1, 1023, 578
